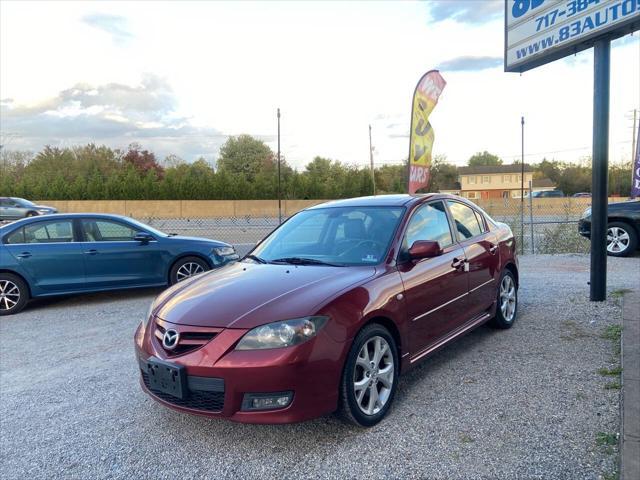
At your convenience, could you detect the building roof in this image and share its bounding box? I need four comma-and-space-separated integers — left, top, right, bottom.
458, 164, 533, 175
532, 178, 555, 188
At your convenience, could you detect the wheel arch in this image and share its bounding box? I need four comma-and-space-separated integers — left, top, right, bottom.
608, 217, 640, 236
503, 261, 519, 288
361, 315, 403, 372
0, 269, 32, 298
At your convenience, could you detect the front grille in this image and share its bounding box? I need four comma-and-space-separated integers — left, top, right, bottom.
154, 320, 220, 356
141, 370, 225, 412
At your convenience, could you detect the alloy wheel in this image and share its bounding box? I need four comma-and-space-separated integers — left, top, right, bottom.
353, 335, 394, 415
176, 262, 205, 282
606, 226, 630, 254
0, 280, 20, 312
500, 275, 516, 323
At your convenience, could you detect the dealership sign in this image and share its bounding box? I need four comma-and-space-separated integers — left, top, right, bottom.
505, 0, 640, 72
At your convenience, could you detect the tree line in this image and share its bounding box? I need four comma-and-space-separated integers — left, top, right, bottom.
0, 136, 634, 200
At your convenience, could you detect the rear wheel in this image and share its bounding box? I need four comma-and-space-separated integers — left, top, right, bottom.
606, 222, 637, 257
0, 273, 29, 316
489, 270, 518, 329
339, 324, 399, 427
169, 256, 210, 285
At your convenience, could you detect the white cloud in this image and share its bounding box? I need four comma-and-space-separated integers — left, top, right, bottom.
0, 1, 638, 168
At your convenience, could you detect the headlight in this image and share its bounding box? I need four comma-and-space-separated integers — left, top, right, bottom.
213, 246, 237, 257
581, 207, 592, 219
235, 316, 329, 350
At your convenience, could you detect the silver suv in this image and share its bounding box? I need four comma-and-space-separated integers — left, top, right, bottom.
0, 197, 58, 220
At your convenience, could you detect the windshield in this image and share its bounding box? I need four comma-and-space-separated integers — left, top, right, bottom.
250, 206, 404, 266
124, 217, 170, 237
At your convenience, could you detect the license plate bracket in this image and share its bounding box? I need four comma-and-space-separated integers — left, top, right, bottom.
144, 357, 187, 399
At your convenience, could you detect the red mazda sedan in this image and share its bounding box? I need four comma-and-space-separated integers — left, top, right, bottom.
135, 194, 518, 426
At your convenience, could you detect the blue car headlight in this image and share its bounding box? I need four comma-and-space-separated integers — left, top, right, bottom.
235, 316, 329, 350
212, 246, 238, 260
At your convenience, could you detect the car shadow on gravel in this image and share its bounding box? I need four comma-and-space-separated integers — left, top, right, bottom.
19, 287, 165, 314
144, 313, 508, 446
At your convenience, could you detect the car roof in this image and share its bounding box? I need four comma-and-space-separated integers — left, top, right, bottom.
0, 213, 133, 230
306, 194, 445, 210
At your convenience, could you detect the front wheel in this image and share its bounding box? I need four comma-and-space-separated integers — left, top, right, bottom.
338, 324, 399, 427
488, 270, 518, 329
169, 256, 210, 285
606, 222, 638, 257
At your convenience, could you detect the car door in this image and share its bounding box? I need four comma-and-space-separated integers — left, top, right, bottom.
79, 218, 166, 287
397, 201, 469, 356
446, 200, 500, 320
0, 199, 22, 219
3, 219, 86, 291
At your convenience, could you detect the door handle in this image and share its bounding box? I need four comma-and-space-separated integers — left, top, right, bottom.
16, 252, 32, 259
489, 244, 498, 254
451, 258, 465, 270
84, 249, 98, 255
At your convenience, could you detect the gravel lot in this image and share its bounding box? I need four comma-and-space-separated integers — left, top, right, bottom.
1, 254, 638, 480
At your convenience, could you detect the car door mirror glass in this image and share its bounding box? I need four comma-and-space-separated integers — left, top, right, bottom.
409, 240, 441, 260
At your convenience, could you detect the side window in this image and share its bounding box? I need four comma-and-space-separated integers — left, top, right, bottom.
447, 201, 483, 240
82, 220, 138, 241
24, 221, 74, 243
405, 201, 453, 249
4, 228, 25, 244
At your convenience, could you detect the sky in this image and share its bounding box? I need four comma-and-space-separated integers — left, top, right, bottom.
1, 0, 639, 170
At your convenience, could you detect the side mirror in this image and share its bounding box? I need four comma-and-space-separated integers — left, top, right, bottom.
409, 240, 441, 260
134, 232, 153, 243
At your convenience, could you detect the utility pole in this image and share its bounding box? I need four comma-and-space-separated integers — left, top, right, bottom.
520, 116, 525, 255
277, 108, 282, 225
369, 124, 376, 195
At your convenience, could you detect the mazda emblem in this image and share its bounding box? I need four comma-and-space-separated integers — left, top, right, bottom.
162, 329, 180, 350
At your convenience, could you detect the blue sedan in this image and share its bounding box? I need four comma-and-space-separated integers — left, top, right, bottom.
0, 214, 239, 315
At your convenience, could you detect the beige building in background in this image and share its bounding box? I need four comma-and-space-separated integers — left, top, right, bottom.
456, 165, 536, 200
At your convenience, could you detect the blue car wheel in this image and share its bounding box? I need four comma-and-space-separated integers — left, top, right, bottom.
169, 256, 210, 285
0, 273, 29, 315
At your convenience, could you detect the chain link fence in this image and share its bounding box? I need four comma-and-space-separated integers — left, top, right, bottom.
139, 196, 603, 256
479, 196, 592, 255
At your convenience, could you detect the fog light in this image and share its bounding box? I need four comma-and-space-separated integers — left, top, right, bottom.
241, 392, 293, 411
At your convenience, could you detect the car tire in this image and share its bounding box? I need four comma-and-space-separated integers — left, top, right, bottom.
338, 323, 399, 427
606, 222, 638, 257
488, 269, 518, 329
0, 273, 29, 316
25, 211, 38, 217
169, 256, 210, 285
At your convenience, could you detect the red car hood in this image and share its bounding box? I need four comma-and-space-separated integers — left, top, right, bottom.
155, 261, 376, 329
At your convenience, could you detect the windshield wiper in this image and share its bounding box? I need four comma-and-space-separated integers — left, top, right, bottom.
244, 254, 268, 264
271, 257, 344, 267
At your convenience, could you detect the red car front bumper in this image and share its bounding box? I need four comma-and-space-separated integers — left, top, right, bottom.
135, 320, 346, 424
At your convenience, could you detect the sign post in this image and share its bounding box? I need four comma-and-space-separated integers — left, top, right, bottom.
505, 0, 639, 301
590, 39, 610, 301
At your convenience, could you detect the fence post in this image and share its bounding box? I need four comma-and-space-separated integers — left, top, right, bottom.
528, 180, 535, 254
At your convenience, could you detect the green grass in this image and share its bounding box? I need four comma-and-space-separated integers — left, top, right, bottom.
459, 433, 474, 444
610, 288, 632, 299
598, 366, 622, 376
596, 432, 618, 446
604, 381, 621, 390
601, 325, 622, 342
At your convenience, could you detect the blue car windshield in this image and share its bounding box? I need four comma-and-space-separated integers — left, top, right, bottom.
250, 206, 404, 266
125, 218, 169, 237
